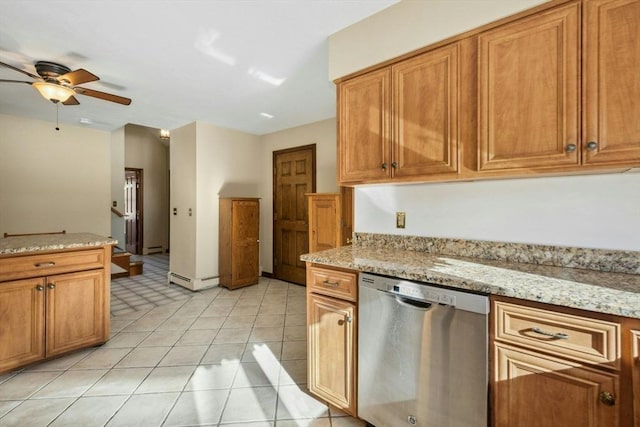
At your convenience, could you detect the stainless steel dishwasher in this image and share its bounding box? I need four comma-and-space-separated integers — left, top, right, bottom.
358, 272, 489, 427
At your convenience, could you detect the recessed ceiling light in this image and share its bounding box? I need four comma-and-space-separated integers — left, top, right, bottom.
79, 118, 92, 124
260, 112, 274, 119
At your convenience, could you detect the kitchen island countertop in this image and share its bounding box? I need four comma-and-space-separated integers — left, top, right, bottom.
0, 232, 117, 256
301, 245, 640, 319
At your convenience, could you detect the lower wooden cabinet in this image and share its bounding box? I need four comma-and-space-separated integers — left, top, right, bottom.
494, 343, 620, 427
0, 277, 45, 372
0, 269, 107, 372
45, 270, 106, 357
491, 297, 632, 427
630, 327, 640, 426
306, 264, 357, 416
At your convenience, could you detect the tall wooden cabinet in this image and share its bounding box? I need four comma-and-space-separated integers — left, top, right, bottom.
307, 187, 353, 253
0, 245, 111, 374
219, 198, 260, 290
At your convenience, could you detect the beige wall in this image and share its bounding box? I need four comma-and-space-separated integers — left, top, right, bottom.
328, 0, 548, 80
110, 126, 125, 248
259, 118, 338, 273
0, 114, 111, 236
124, 124, 169, 253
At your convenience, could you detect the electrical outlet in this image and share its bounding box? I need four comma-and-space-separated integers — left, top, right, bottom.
396, 212, 406, 229
112, 201, 117, 207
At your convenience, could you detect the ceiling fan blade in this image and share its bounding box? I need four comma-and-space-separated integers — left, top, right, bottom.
0, 79, 33, 84
0, 61, 39, 80
58, 68, 99, 86
62, 95, 80, 106
74, 87, 131, 105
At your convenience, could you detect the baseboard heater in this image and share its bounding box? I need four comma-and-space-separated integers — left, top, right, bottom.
168, 272, 219, 291
144, 246, 164, 255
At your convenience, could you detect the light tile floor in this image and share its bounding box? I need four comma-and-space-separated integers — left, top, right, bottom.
0, 255, 366, 427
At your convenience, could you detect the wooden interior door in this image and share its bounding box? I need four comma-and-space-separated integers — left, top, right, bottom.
273, 145, 315, 285
124, 168, 143, 254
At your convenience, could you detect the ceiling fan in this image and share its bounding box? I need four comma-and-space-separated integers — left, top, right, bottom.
0, 60, 131, 106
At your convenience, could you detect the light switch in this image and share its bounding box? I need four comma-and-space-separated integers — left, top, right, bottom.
396, 212, 406, 229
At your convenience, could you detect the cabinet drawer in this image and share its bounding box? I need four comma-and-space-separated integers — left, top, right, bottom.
0, 249, 105, 282
494, 301, 620, 368
307, 266, 357, 302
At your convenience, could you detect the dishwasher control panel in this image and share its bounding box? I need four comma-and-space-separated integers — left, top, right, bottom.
359, 272, 489, 314
391, 282, 456, 306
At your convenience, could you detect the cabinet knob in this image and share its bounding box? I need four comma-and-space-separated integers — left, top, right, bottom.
565, 144, 577, 153
47, 283, 56, 290
36, 285, 44, 291
391, 162, 398, 169
586, 141, 598, 151
381, 163, 388, 170
599, 391, 615, 406
338, 316, 352, 326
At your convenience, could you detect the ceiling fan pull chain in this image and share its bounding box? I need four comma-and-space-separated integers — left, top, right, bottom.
55, 102, 60, 131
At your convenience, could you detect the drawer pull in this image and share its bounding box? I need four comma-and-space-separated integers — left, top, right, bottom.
599, 391, 615, 406
34, 261, 56, 268
532, 327, 569, 340
322, 280, 340, 287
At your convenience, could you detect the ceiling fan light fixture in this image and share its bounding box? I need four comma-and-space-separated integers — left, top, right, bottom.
32, 81, 75, 102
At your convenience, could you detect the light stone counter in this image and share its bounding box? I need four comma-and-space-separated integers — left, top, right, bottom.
0, 233, 117, 256
301, 244, 640, 319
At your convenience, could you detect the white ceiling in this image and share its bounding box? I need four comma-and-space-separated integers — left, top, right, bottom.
0, 0, 397, 135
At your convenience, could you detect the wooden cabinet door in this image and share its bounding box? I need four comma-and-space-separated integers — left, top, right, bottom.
583, 0, 640, 165
45, 269, 106, 357
338, 68, 391, 183
494, 343, 620, 427
307, 293, 356, 415
0, 278, 45, 372
231, 199, 259, 287
478, 3, 580, 171
632, 328, 640, 426
392, 43, 459, 177
308, 194, 340, 253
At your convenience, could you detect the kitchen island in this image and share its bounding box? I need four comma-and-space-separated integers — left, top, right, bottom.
0, 232, 116, 373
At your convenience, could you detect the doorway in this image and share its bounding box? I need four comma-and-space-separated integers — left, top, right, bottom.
272, 145, 316, 285
125, 168, 143, 255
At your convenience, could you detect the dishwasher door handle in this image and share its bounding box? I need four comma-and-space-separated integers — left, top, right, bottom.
378, 289, 435, 311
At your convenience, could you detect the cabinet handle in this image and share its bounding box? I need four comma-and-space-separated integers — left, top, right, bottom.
565, 144, 577, 153
34, 262, 55, 268
338, 316, 352, 326
586, 141, 598, 151
599, 391, 615, 406
531, 327, 568, 340
36, 285, 44, 291
391, 162, 398, 169
47, 284, 56, 290
381, 163, 388, 170
322, 280, 340, 287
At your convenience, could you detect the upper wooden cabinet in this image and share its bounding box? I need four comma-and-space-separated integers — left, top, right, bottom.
583, 0, 640, 165
338, 68, 391, 183
336, 0, 640, 185
338, 43, 461, 184
478, 3, 580, 171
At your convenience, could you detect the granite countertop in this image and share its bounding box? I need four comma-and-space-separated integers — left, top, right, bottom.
301, 245, 640, 319
0, 233, 117, 256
